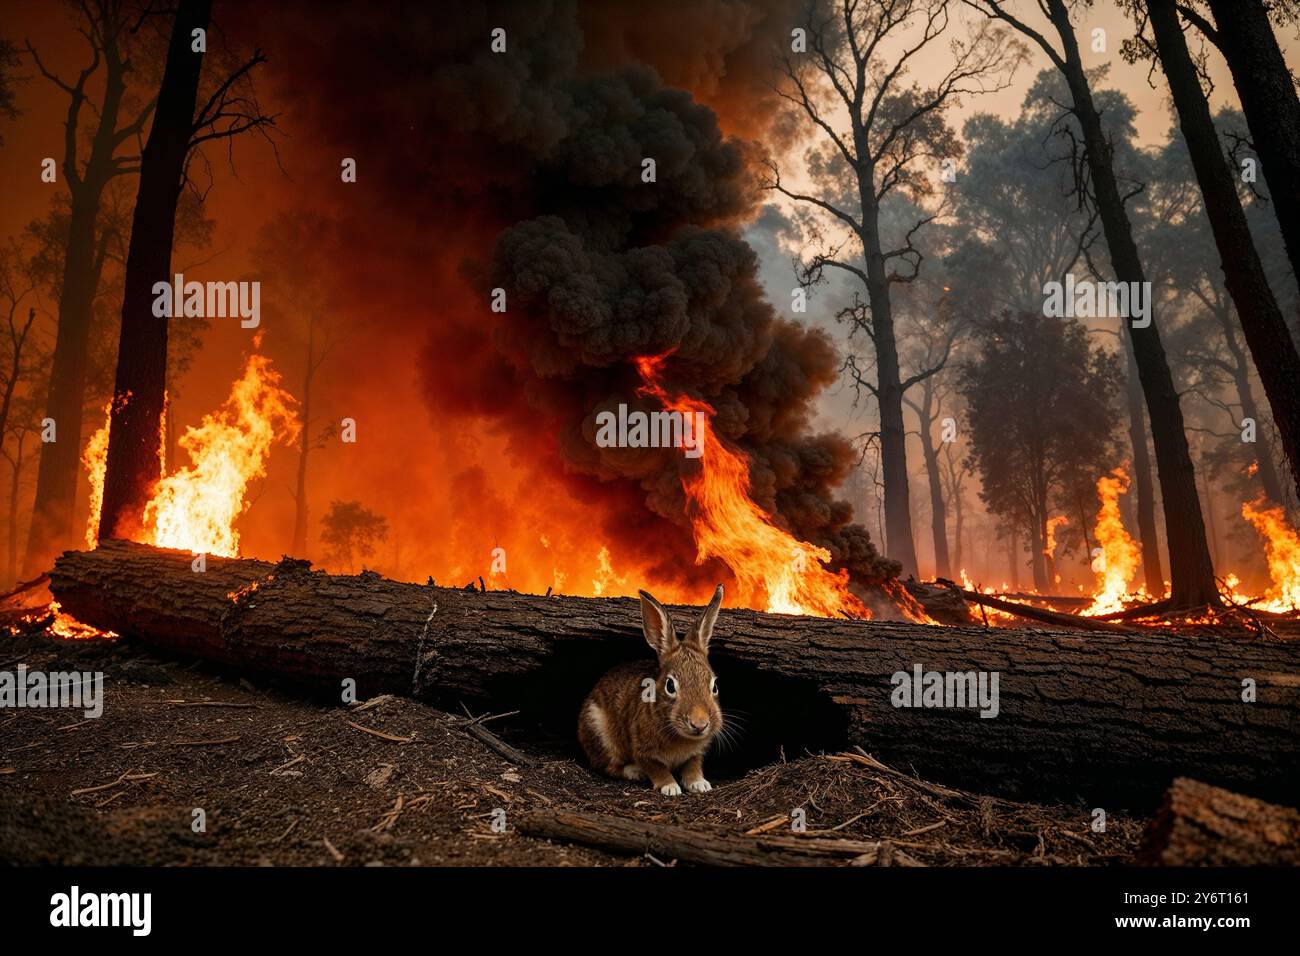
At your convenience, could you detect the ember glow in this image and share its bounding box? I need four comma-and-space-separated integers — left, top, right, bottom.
1080, 469, 1145, 616
633, 354, 928, 621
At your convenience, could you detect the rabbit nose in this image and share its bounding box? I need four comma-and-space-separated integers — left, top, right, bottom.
688, 716, 710, 734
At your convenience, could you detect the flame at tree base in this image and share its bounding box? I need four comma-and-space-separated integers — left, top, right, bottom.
1080, 468, 1148, 616
84, 352, 300, 558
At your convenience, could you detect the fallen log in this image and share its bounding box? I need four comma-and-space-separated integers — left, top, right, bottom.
47, 540, 1300, 804
1139, 777, 1300, 866
515, 808, 882, 866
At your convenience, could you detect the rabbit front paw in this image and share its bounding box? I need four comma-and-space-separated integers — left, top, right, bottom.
659, 782, 683, 797
685, 778, 712, 793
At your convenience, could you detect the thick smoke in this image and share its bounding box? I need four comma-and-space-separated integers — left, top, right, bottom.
233, 0, 898, 593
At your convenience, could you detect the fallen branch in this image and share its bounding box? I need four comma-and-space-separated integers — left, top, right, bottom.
936, 580, 1133, 633
450, 716, 541, 769
516, 808, 881, 867
344, 720, 412, 744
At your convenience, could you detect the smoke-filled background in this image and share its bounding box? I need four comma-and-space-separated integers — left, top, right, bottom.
204, 0, 893, 599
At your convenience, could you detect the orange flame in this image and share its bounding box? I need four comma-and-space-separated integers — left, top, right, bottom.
1044, 515, 1068, 586
1080, 468, 1143, 616
83, 354, 297, 557
1240, 498, 1300, 612
1043, 515, 1068, 558
632, 355, 927, 621
145, 353, 299, 557
82, 403, 112, 548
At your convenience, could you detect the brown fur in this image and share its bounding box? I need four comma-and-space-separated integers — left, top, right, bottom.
578, 586, 725, 795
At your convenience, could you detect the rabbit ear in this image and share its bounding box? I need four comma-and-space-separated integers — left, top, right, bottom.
639, 590, 675, 658
688, 585, 724, 652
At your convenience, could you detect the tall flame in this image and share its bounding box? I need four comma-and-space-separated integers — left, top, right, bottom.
82, 403, 112, 548
632, 355, 926, 620
1080, 468, 1142, 616
1240, 498, 1300, 613
1043, 515, 1068, 558
145, 353, 299, 557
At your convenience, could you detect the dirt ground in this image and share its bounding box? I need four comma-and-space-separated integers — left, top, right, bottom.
0, 623, 1146, 867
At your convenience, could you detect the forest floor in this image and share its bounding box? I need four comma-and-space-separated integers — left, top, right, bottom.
0, 621, 1147, 867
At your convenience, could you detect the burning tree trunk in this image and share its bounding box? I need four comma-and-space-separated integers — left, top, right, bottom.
49, 540, 1300, 804
99, 0, 211, 541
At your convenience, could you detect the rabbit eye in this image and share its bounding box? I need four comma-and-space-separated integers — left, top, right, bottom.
664, 676, 678, 697
711, 678, 718, 696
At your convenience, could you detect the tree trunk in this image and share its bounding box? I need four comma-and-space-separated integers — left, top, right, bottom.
1206, 0, 1300, 289
1030, 511, 1048, 595
48, 540, 1300, 804
22, 39, 130, 579
1123, 330, 1165, 594
1046, 0, 1219, 609
1006, 527, 1019, 590
1139, 777, 1300, 866
24, 201, 106, 575
4, 435, 24, 588
946, 447, 965, 574
1199, 464, 1220, 568
99, 0, 211, 541
910, 381, 950, 579
1149, 0, 1300, 509
290, 315, 315, 556
859, 193, 918, 576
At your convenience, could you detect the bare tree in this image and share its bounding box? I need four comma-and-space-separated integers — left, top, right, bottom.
768, 0, 1024, 576
0, 240, 38, 447
22, 0, 158, 575
967, 0, 1221, 611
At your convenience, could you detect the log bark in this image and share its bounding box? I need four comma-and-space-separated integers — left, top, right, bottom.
516, 809, 882, 867
48, 540, 1300, 804
1140, 777, 1300, 866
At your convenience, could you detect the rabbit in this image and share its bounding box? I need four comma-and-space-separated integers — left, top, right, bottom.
578, 584, 724, 796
